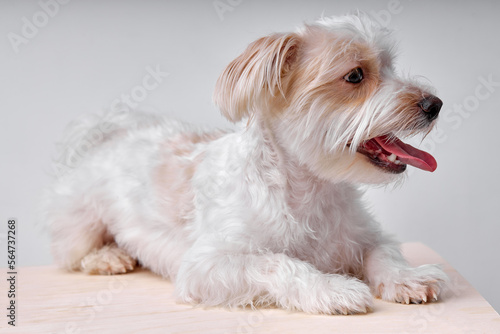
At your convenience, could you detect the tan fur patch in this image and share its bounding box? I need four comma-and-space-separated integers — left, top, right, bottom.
283, 27, 382, 117
154, 131, 225, 224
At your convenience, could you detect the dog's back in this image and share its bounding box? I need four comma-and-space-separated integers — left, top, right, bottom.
41, 109, 224, 274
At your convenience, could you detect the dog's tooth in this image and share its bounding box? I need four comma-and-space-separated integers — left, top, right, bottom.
388, 153, 397, 162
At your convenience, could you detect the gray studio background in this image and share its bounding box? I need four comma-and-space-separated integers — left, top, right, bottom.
1, 0, 499, 313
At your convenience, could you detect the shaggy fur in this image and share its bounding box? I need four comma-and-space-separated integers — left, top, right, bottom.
41, 13, 447, 315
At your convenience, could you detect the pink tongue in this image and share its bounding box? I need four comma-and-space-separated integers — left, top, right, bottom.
373, 136, 437, 172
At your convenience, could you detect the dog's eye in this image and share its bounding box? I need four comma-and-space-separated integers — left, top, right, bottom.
344, 67, 363, 84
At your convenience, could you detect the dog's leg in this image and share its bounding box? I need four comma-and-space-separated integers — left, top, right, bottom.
46, 204, 137, 275
47, 203, 136, 275
363, 236, 448, 304
43, 186, 126, 273
46, 208, 107, 271
176, 241, 373, 315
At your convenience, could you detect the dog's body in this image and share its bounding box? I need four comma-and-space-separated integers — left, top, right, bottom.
42, 14, 447, 314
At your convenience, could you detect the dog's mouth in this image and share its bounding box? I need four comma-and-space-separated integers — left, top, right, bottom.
356, 135, 437, 174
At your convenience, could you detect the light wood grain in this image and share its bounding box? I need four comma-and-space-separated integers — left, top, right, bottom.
4, 243, 500, 333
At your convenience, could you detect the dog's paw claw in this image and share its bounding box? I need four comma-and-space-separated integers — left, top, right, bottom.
376, 264, 447, 305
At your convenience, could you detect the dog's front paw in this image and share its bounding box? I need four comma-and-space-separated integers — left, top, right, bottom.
375, 265, 448, 304
331, 278, 374, 315
300, 276, 373, 315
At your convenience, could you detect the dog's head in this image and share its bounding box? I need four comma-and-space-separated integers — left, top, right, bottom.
214, 13, 442, 184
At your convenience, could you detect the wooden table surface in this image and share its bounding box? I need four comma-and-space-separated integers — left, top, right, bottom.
3, 242, 500, 333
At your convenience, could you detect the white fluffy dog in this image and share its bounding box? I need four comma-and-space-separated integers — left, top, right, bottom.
42, 13, 448, 314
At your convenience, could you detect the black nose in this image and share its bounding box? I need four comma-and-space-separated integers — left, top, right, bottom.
419, 95, 443, 121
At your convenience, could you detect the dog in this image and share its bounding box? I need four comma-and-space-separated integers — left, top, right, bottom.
41, 13, 448, 315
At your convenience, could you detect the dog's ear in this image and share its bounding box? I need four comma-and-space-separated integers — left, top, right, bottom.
214, 33, 301, 122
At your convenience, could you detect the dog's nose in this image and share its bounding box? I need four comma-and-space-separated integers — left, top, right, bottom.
419, 95, 442, 121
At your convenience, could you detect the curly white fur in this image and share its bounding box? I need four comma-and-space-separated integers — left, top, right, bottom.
41, 13, 447, 315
